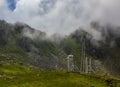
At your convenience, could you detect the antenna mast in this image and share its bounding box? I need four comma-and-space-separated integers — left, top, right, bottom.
80, 34, 92, 73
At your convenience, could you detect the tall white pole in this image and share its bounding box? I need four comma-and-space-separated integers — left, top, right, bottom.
67, 57, 70, 72
85, 57, 88, 73
83, 38, 85, 73
89, 58, 92, 73
80, 36, 83, 72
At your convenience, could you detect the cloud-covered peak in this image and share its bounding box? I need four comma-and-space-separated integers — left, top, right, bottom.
1, 0, 120, 35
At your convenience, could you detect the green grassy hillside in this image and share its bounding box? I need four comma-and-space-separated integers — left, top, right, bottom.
0, 69, 120, 87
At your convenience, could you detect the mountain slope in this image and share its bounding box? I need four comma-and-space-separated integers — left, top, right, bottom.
71, 22, 120, 77
0, 20, 120, 87
0, 20, 120, 78
0, 20, 68, 70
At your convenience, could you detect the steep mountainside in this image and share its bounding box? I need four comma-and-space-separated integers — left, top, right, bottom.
71, 22, 120, 77
0, 20, 68, 70
0, 20, 120, 77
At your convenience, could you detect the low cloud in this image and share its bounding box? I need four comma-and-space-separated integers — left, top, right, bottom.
1, 0, 120, 37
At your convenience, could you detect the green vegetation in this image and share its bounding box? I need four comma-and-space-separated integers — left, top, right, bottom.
0, 68, 120, 87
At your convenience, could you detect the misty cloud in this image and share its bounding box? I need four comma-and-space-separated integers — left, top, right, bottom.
0, 0, 120, 36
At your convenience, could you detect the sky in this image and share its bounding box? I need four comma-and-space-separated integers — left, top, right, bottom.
7, 0, 16, 11
0, 0, 120, 35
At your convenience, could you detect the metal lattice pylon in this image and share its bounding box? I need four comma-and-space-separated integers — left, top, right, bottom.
80, 35, 93, 73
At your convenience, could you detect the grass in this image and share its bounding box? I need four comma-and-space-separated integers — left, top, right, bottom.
0, 56, 119, 87
0, 55, 119, 87
0, 69, 120, 87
